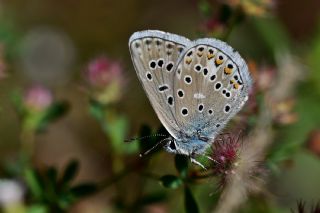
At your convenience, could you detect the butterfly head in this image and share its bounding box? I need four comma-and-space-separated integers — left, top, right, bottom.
163, 137, 211, 156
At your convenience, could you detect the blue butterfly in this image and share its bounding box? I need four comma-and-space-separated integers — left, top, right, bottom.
129, 30, 252, 168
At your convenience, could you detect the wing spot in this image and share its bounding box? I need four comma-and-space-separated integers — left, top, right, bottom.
216, 124, 220, 128
144, 39, 151, 45
177, 89, 184, 98
197, 46, 204, 57
187, 50, 193, 57
149, 60, 156, 70
208, 109, 213, 115
178, 46, 184, 53
158, 84, 169, 92
166, 62, 174, 72
157, 59, 164, 68
181, 107, 188, 116
185, 57, 192, 65
155, 39, 162, 46
215, 54, 224, 66
214, 82, 222, 91
184, 75, 192, 84
224, 63, 234, 75
166, 42, 173, 49
207, 48, 216, 59
134, 41, 140, 48
198, 104, 204, 112
167, 96, 174, 106
226, 92, 231, 98
146, 72, 152, 81
210, 74, 216, 81
203, 67, 208, 76
194, 64, 202, 72
224, 105, 231, 113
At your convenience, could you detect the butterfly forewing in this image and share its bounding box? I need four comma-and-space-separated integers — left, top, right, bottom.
172, 39, 251, 138
129, 30, 191, 138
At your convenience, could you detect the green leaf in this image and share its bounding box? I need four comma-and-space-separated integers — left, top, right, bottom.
38, 101, 69, 131
184, 186, 199, 213
159, 175, 182, 189
24, 168, 43, 199
27, 204, 48, 213
60, 160, 79, 185
70, 183, 97, 198
175, 155, 189, 178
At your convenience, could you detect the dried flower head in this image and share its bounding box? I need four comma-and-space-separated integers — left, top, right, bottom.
211, 132, 242, 188
24, 85, 53, 111
85, 56, 124, 104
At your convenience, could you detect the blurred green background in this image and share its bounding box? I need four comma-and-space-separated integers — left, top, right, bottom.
0, 0, 320, 212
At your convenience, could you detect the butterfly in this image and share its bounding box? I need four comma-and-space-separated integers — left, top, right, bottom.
129, 30, 252, 168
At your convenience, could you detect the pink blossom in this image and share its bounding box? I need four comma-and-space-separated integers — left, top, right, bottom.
24, 85, 53, 111
86, 56, 123, 88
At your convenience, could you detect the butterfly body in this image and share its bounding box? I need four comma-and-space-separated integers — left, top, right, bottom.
129, 30, 251, 162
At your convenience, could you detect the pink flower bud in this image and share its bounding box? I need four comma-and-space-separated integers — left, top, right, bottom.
86, 56, 123, 88
24, 85, 53, 111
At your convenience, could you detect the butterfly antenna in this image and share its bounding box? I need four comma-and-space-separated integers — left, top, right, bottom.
124, 134, 167, 143
139, 137, 170, 157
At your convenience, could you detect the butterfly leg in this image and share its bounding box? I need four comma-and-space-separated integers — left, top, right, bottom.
190, 157, 207, 170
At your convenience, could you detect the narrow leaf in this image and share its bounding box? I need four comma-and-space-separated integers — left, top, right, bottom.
61, 160, 79, 185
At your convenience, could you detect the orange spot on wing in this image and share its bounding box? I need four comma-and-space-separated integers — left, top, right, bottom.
224, 67, 232, 75
215, 59, 223, 65
207, 53, 214, 60
185, 57, 192, 64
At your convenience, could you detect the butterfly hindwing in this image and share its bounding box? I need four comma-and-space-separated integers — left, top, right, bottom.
172, 38, 251, 139
129, 30, 191, 138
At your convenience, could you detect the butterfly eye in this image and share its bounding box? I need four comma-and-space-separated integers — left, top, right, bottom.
169, 141, 176, 150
